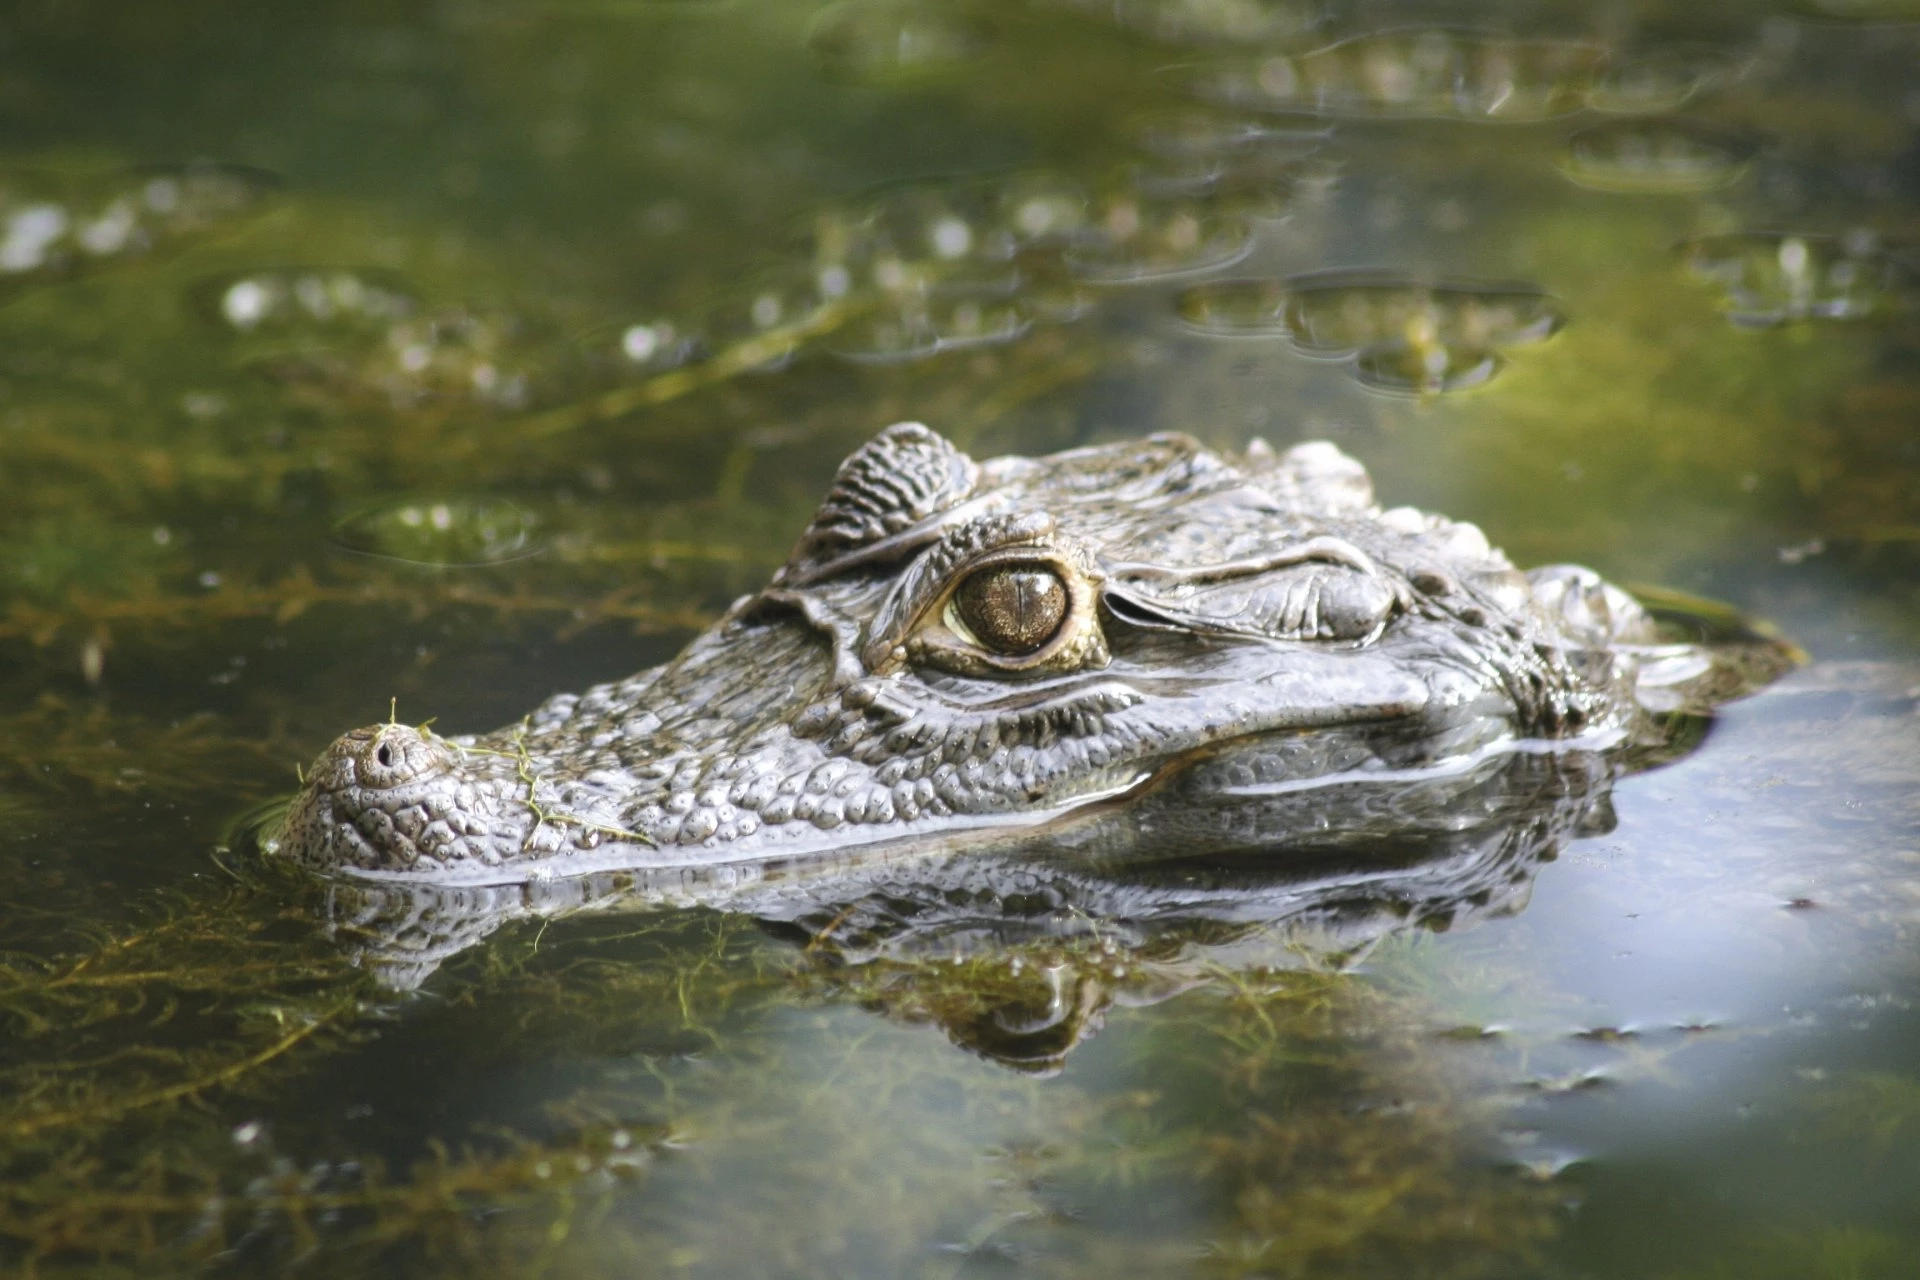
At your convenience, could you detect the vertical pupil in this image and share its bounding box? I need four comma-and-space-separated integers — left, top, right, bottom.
955, 566, 1068, 654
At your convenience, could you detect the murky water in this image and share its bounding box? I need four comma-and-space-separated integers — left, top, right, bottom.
2, 1, 1918, 1275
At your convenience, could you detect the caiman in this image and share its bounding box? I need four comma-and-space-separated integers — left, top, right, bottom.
271, 422, 1789, 900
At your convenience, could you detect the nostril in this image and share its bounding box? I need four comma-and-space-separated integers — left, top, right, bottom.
353, 723, 445, 790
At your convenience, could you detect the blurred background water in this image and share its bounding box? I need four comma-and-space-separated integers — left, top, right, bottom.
1, 1, 1918, 1276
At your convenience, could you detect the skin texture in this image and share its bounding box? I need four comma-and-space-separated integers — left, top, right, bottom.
273, 422, 1710, 887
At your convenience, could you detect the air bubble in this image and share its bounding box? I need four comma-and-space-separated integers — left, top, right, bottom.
1281, 270, 1563, 356
1681, 231, 1918, 326
1065, 197, 1254, 284
192, 267, 418, 334
1351, 340, 1503, 396
1175, 277, 1290, 334
1561, 118, 1759, 194
1192, 30, 1606, 121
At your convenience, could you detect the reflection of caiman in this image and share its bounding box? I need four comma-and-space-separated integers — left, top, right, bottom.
277, 422, 1783, 882
325, 743, 1623, 1072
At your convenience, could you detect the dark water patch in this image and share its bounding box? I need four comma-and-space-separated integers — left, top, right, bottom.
1787, 0, 1920, 24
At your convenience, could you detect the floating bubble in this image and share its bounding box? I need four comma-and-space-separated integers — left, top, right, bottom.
859, 182, 1015, 277
825, 303, 943, 363
1350, 340, 1503, 395
1174, 276, 1290, 334
992, 172, 1092, 249
1561, 118, 1760, 194
253, 304, 566, 411
827, 281, 1031, 363
190, 267, 418, 334
1008, 257, 1097, 324
128, 162, 281, 233
0, 161, 279, 289
792, 182, 1017, 309
790, 205, 899, 298
1681, 232, 1918, 327
331, 497, 542, 566
614, 319, 697, 372
926, 287, 1030, 349
804, 0, 996, 84
1586, 45, 1744, 113
857, 175, 1098, 275
1064, 195, 1254, 284
0, 200, 69, 276
376, 309, 557, 409
1130, 149, 1330, 220
1192, 29, 1606, 122
571, 316, 701, 383
1280, 269, 1564, 356
1178, 270, 1559, 393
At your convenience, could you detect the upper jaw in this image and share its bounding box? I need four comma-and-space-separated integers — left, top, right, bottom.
277, 609, 1511, 886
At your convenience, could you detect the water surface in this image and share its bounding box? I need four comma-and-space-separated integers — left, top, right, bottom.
2, 2, 1919, 1276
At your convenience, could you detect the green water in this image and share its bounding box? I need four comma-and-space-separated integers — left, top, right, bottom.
3, 1, 1920, 1275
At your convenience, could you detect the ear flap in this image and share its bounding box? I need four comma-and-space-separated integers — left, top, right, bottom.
786, 422, 980, 578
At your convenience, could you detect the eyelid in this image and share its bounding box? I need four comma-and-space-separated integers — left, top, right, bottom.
862, 513, 1106, 676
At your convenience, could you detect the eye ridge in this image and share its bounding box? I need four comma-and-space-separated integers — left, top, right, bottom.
952, 564, 1068, 655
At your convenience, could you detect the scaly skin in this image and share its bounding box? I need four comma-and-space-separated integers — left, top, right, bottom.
273, 423, 1715, 886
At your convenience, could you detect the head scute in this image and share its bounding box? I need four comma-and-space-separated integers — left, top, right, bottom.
1244, 439, 1377, 516
787, 422, 981, 578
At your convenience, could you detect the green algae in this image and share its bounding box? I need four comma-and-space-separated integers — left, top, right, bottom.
0, 888, 1575, 1278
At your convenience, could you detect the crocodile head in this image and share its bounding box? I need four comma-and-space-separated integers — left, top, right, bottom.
273, 422, 1737, 886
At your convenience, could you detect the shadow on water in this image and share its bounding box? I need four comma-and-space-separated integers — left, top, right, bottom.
2, 0, 1920, 1275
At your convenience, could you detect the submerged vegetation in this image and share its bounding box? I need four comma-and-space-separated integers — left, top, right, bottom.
0, 887, 1585, 1277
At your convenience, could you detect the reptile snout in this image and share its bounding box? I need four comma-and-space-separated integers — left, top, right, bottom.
275, 722, 481, 874
346, 723, 451, 789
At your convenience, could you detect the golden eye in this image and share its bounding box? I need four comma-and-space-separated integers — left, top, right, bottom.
952, 564, 1068, 655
